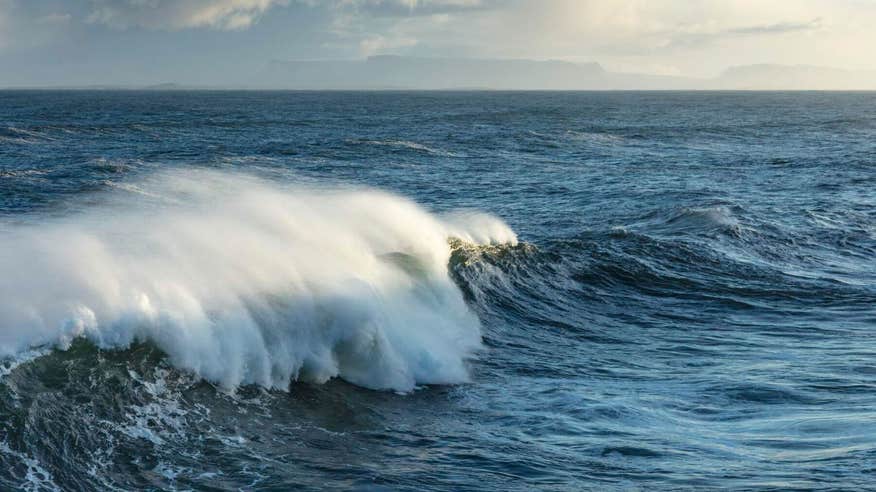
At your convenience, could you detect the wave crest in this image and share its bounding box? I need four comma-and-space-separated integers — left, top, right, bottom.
0, 171, 516, 392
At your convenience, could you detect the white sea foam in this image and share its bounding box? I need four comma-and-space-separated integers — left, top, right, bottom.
0, 170, 516, 392
0, 169, 49, 178
351, 139, 459, 157
0, 440, 60, 492
0, 348, 51, 381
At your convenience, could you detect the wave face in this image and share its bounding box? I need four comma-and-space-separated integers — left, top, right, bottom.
0, 171, 516, 392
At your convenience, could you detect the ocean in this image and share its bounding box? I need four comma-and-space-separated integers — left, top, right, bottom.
0, 90, 874, 490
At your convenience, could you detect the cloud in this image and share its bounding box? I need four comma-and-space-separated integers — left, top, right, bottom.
358, 33, 417, 56
87, 0, 289, 30
663, 17, 824, 51
334, 0, 484, 15
35, 13, 73, 24
4, 0, 876, 84
728, 18, 823, 35
309, 0, 874, 77
319, 0, 492, 57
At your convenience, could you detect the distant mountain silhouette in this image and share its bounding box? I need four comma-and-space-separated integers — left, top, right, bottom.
713, 64, 876, 90
256, 56, 635, 90
254, 56, 876, 90
5, 58, 874, 90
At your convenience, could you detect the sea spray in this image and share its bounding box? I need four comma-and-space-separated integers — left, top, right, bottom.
0, 170, 517, 392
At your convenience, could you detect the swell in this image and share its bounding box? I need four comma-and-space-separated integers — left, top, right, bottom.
0, 170, 517, 393
448, 203, 875, 350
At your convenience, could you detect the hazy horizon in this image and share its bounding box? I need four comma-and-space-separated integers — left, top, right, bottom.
4, 55, 876, 91
2, 0, 876, 89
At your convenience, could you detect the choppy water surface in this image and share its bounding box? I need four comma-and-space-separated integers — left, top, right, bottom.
0, 91, 874, 490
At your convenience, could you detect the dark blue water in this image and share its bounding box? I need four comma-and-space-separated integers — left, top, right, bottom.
1, 91, 875, 490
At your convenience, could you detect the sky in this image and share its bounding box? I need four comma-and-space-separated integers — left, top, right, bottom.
1, 0, 876, 86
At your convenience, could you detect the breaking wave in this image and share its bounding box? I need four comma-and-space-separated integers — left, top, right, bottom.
0, 170, 517, 392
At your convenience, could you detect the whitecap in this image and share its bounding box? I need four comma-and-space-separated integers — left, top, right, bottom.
0, 170, 516, 393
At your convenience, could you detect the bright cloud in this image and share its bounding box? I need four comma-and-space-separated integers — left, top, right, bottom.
316, 0, 876, 76
87, 0, 289, 30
